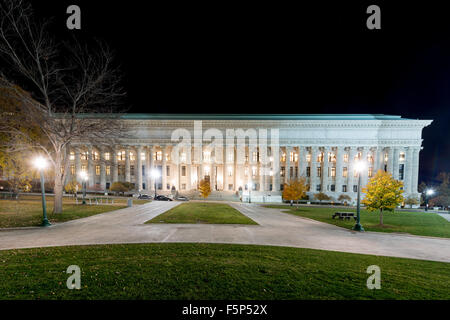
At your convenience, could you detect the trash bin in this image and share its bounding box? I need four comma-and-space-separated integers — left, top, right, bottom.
127, 199, 133, 207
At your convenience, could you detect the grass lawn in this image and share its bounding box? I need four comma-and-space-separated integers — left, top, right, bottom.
0, 243, 448, 300
0, 196, 133, 228
264, 205, 450, 238
146, 202, 257, 225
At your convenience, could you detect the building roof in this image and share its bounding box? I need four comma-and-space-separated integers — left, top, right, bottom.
109, 114, 412, 120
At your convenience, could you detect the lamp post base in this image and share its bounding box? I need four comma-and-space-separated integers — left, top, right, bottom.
352, 223, 365, 232
41, 218, 51, 227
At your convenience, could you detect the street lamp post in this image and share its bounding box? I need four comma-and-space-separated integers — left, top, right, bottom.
151, 169, 160, 198
425, 189, 434, 212
79, 171, 88, 205
352, 160, 365, 232
33, 157, 51, 227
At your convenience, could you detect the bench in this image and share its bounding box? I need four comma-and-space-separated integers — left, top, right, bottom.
332, 212, 356, 221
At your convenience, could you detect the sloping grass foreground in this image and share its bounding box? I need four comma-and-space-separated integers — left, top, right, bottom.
264, 205, 450, 238
0, 243, 448, 300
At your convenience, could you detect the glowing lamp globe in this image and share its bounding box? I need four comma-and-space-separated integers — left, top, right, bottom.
34, 157, 48, 170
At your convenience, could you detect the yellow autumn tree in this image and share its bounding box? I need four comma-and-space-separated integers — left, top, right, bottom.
198, 179, 211, 199
362, 170, 404, 226
282, 178, 308, 206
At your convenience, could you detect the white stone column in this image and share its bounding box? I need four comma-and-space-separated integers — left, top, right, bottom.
360, 147, 368, 188
387, 147, 394, 177
310, 146, 319, 193
411, 147, 420, 195
323, 147, 330, 193
100, 147, 106, 191
162, 146, 168, 191
405, 147, 413, 195
335, 146, 343, 193
392, 147, 400, 180
285, 146, 291, 184
347, 147, 357, 194
145, 146, 151, 192
299, 146, 307, 179
375, 147, 384, 173
112, 146, 118, 182
137, 146, 143, 191
125, 147, 131, 183
75, 147, 81, 183
88, 145, 94, 187
273, 146, 280, 192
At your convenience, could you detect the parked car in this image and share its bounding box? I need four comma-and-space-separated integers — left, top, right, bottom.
176, 196, 189, 201
154, 195, 173, 201
137, 194, 152, 200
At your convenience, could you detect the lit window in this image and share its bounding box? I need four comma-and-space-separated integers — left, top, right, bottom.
294, 153, 298, 162
70, 165, 75, 175
105, 153, 110, 161
368, 167, 373, 177
95, 165, 100, 176
399, 152, 405, 161
156, 151, 162, 161
367, 154, 374, 163
203, 151, 211, 162
180, 153, 186, 162
306, 154, 311, 162
117, 151, 125, 161
252, 166, 257, 177
317, 167, 322, 177
70, 152, 75, 160
81, 165, 87, 172
252, 152, 258, 163
106, 166, 111, 175
330, 153, 336, 162
330, 167, 336, 177
281, 153, 286, 162
141, 152, 146, 161
130, 152, 135, 161
81, 151, 88, 160
317, 152, 324, 162
355, 152, 361, 161
384, 153, 389, 162
92, 151, 99, 161
344, 154, 349, 162
289, 152, 294, 162
343, 167, 348, 177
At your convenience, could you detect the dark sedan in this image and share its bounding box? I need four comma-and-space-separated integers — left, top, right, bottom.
154, 195, 173, 201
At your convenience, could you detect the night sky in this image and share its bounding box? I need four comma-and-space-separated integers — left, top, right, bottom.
30, 1, 450, 185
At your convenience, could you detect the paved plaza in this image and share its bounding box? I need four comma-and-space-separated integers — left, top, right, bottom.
0, 201, 449, 263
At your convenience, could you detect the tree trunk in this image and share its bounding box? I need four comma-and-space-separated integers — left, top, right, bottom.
53, 151, 64, 214
379, 208, 383, 226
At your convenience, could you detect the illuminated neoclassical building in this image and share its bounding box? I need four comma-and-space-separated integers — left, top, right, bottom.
66, 114, 432, 203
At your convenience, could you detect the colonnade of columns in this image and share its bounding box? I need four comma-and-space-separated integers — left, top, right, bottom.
66, 144, 421, 199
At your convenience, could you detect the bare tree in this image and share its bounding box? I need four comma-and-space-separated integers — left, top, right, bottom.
0, 0, 126, 213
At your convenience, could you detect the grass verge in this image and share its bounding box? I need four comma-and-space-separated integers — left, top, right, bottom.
264, 205, 450, 238
146, 202, 257, 225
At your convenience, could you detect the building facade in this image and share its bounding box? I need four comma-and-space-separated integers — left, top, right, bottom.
67, 114, 432, 203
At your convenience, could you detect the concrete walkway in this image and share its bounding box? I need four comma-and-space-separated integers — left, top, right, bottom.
0, 201, 449, 263
438, 213, 450, 222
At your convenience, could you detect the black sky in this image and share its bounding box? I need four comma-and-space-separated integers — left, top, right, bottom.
31, 1, 450, 185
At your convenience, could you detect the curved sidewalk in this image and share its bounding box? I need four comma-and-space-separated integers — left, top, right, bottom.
0, 201, 449, 263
